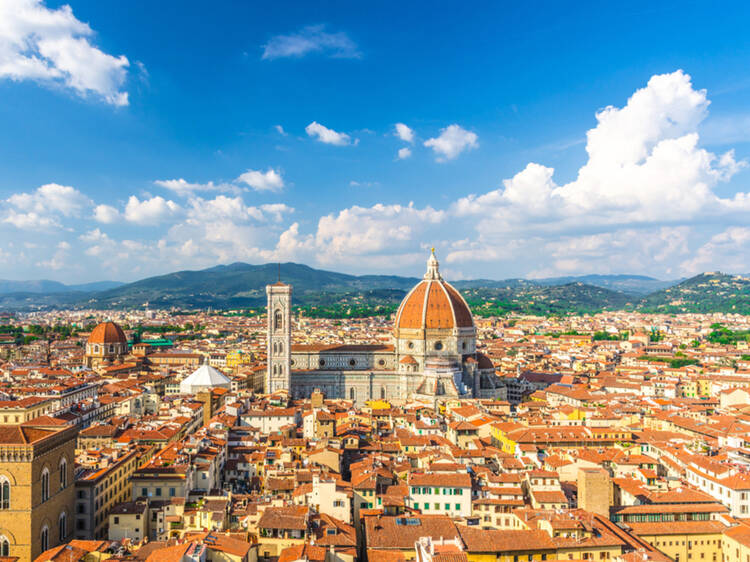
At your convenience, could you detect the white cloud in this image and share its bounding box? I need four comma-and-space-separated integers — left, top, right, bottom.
681, 227, 750, 275
12, 69, 750, 282
395, 123, 414, 143
305, 121, 353, 146
526, 227, 690, 277
8, 183, 89, 216
79, 228, 108, 243
37, 240, 71, 269
275, 125, 287, 136
236, 168, 285, 192
314, 202, 445, 264
260, 203, 294, 222
154, 178, 238, 197
397, 147, 412, 160
262, 222, 316, 261
93, 204, 119, 224
124, 195, 180, 225
2, 210, 60, 230
424, 124, 478, 161
0, 0, 130, 105
3, 183, 91, 229
454, 71, 748, 236
185, 195, 293, 224
262, 25, 359, 60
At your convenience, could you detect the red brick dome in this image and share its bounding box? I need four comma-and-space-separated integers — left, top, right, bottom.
88, 321, 127, 345
394, 250, 473, 331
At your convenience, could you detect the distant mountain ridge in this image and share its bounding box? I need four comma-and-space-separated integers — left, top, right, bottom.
0, 279, 123, 295
0, 263, 745, 314
534, 274, 680, 295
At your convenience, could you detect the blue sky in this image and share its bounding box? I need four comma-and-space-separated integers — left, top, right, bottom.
3, 1, 750, 283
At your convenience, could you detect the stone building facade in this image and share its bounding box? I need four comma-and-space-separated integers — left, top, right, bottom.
268, 250, 506, 405
0, 423, 77, 560
266, 282, 293, 394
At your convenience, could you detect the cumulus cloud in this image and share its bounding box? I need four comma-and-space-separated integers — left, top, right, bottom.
3, 210, 60, 230
313, 202, 445, 264
124, 195, 180, 225
397, 147, 412, 160
441, 71, 750, 277
681, 227, 750, 275
37, 240, 71, 269
185, 195, 292, 224
79, 228, 108, 243
454, 71, 748, 239
236, 168, 285, 192
8, 183, 90, 216
0, 0, 131, 105
262, 25, 360, 60
12, 69, 750, 281
93, 204, 119, 224
424, 124, 478, 161
305, 121, 353, 146
154, 178, 238, 197
3, 183, 91, 229
395, 123, 414, 143
525, 227, 690, 278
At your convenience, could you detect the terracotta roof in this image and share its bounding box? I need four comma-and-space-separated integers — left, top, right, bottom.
145, 542, 191, 562
88, 321, 127, 345
395, 279, 473, 331
0, 425, 57, 445
258, 506, 308, 531
365, 515, 459, 550
457, 526, 556, 553
409, 472, 471, 487
279, 544, 326, 562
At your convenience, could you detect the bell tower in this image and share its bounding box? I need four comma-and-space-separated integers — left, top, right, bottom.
266, 281, 292, 394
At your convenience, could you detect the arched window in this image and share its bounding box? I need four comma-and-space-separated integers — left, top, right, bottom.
59, 457, 67, 489
381, 387, 386, 400
0, 536, 8, 556
277, 342, 283, 354
59, 512, 67, 541
40, 526, 49, 553
41, 468, 50, 502
0, 477, 9, 509
349, 387, 355, 401
274, 309, 282, 331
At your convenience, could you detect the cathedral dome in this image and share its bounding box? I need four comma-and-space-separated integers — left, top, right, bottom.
88, 321, 127, 345
394, 250, 473, 332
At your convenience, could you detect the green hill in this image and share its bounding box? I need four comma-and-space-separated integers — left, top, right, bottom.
464, 282, 636, 316
2, 263, 748, 317
637, 272, 750, 314
83, 262, 420, 309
